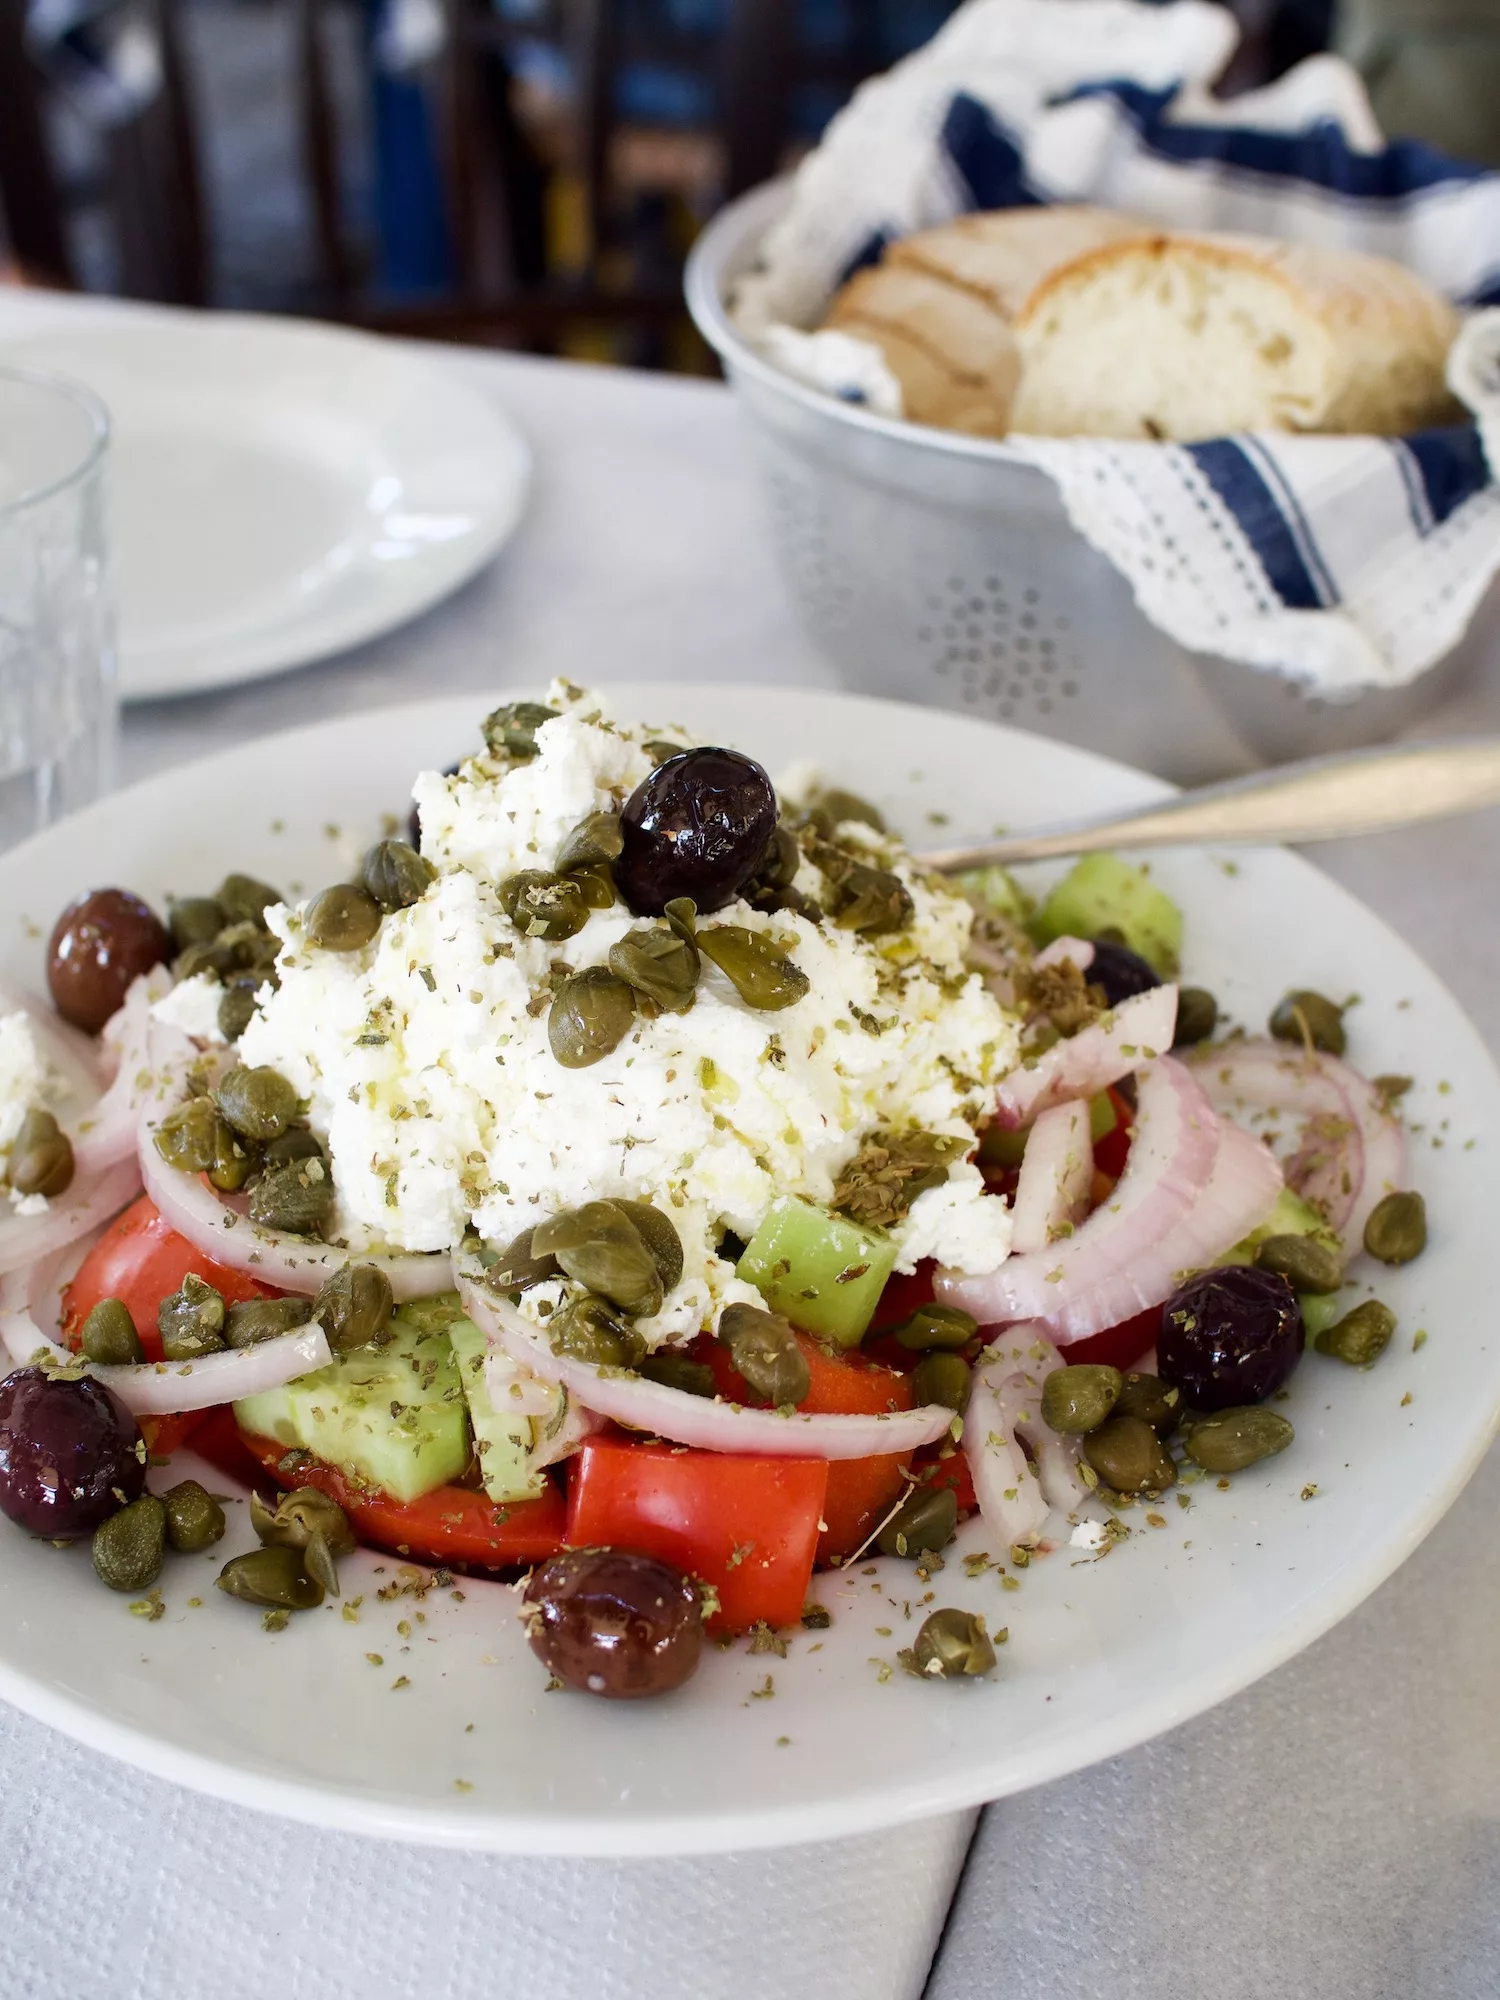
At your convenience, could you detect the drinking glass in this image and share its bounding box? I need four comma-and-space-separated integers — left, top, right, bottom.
0, 366, 116, 847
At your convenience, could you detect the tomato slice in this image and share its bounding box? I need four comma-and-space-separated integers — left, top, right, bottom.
235, 1425, 567, 1572
139, 1411, 208, 1457
63, 1195, 279, 1360
1062, 1305, 1160, 1372
565, 1434, 826, 1633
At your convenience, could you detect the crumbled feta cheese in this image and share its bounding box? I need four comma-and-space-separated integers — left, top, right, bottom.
0, 1012, 57, 1151
1070, 1520, 1108, 1551
12, 1191, 48, 1217
150, 972, 227, 1045
239, 683, 1021, 1341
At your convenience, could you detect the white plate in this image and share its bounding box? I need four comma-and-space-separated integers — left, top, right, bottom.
0, 317, 530, 702
0, 684, 1495, 1855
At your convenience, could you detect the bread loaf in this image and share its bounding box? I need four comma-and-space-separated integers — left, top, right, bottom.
1011, 231, 1463, 440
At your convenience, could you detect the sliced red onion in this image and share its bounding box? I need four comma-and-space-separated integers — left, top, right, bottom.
70, 974, 191, 1177
1141, 1117, 1285, 1305
530, 1386, 608, 1471
1009, 1098, 1093, 1256
1033, 936, 1095, 974
943, 1057, 1221, 1339
0, 1159, 139, 1281
994, 984, 1178, 1129
139, 1082, 454, 1300
458, 1259, 955, 1460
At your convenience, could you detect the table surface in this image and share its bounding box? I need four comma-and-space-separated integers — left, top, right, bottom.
2, 293, 1499, 2000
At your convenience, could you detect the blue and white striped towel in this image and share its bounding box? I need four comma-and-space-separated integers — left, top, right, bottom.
738, 0, 1500, 695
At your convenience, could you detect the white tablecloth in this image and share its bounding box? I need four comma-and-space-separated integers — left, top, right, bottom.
1, 293, 1498, 2000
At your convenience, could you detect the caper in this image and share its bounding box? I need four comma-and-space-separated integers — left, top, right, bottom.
361, 838, 435, 912
909, 1607, 996, 1679
1172, 986, 1219, 1047
697, 925, 810, 1010
216, 1545, 324, 1611
892, 1304, 977, 1353
641, 738, 684, 766
174, 937, 235, 981
1363, 1190, 1426, 1266
262, 1124, 325, 1167
663, 898, 698, 941
251, 1484, 354, 1596
216, 873, 281, 928
609, 923, 700, 1014
225, 1296, 314, 1349
248, 1158, 334, 1236
1083, 1413, 1178, 1494
718, 1302, 810, 1406
610, 1199, 684, 1292
153, 1095, 221, 1173
830, 861, 914, 936
1270, 989, 1346, 1056
206, 1117, 255, 1195
1313, 1299, 1397, 1367
216, 1064, 299, 1143
482, 699, 557, 760
911, 1351, 971, 1413
568, 861, 617, 910
8, 1108, 75, 1198
217, 979, 260, 1042
533, 1200, 663, 1316
304, 884, 382, 952
547, 1294, 642, 1368
557, 811, 623, 874
92, 1496, 167, 1592
751, 824, 801, 893
811, 788, 886, 833
483, 1227, 561, 1293
214, 919, 280, 974
158, 1273, 226, 1360
1184, 1406, 1295, 1473
1114, 1371, 1181, 1436
311, 1263, 394, 1353
167, 895, 226, 952
1040, 1364, 1122, 1435
499, 870, 588, 943
639, 1353, 716, 1397
162, 1479, 226, 1553
548, 967, 636, 1068
80, 1297, 144, 1366
877, 1483, 958, 1560
1255, 1232, 1344, 1294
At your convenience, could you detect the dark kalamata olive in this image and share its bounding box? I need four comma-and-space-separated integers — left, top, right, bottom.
522, 1545, 705, 1698
614, 748, 778, 917
1088, 939, 1162, 1008
47, 889, 173, 1033
1158, 1265, 1304, 1411
0, 1367, 145, 1537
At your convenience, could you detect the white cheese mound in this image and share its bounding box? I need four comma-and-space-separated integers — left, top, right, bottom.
0, 1011, 65, 1213
150, 972, 228, 1045
239, 681, 1021, 1342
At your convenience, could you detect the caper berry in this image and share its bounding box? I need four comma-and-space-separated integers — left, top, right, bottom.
532, 1200, 664, 1316
697, 925, 810, 1010
362, 838, 435, 913
639, 1353, 716, 1397
876, 1483, 958, 1560
158, 1273, 226, 1360
548, 968, 636, 1068
1313, 1299, 1397, 1367
167, 895, 226, 953
1255, 1232, 1344, 1294
910, 1351, 971, 1413
482, 699, 557, 760
909, 1607, 996, 1679
217, 979, 260, 1042
224, 1296, 314, 1349
499, 870, 589, 943
216, 1545, 324, 1611
1114, 1371, 1181, 1437
546, 1295, 642, 1368
304, 884, 382, 952
162, 1479, 226, 1552
248, 1158, 334, 1236
8, 1108, 75, 1198
311, 1263, 394, 1353
1083, 1413, 1178, 1494
1172, 986, 1219, 1047
892, 1304, 977, 1353
92, 1495, 167, 1592
1040, 1364, 1122, 1435
80, 1297, 144, 1366
1363, 1190, 1426, 1265
216, 873, 281, 928
215, 1064, 299, 1142
718, 1302, 810, 1406
608, 923, 700, 1014
1184, 1406, 1295, 1473
1269, 989, 1346, 1056
556, 811, 624, 874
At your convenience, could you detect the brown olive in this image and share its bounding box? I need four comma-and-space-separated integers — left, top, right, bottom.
522, 1545, 705, 1698
47, 889, 173, 1032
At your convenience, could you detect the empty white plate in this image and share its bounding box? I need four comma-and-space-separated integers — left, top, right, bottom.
2, 316, 531, 701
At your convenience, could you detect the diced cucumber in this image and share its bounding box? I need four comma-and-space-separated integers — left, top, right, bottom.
736, 1197, 898, 1349
1299, 1291, 1346, 1341
233, 1380, 300, 1450
1035, 854, 1182, 976
1221, 1187, 1340, 1266
1089, 1091, 1118, 1144
957, 864, 1033, 927
448, 1311, 546, 1504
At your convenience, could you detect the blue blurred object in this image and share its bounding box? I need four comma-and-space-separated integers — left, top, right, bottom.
364, 0, 453, 294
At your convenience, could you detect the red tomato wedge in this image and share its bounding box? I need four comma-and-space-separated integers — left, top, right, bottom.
1062, 1304, 1160, 1372
63, 1195, 279, 1361
233, 1424, 567, 1572
565, 1434, 826, 1633
1093, 1084, 1136, 1181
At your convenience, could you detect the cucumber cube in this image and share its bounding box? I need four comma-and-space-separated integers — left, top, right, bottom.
957, 864, 1033, 927
280, 1317, 470, 1503
1299, 1290, 1346, 1341
233, 1381, 300, 1450
1036, 854, 1182, 976
736, 1197, 898, 1349
1221, 1186, 1340, 1266
448, 1311, 547, 1505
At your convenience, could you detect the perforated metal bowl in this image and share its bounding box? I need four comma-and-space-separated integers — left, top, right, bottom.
686, 181, 1492, 783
